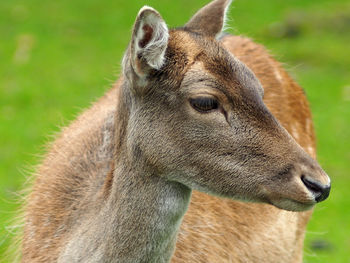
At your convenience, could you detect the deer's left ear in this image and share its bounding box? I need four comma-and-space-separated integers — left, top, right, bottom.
125, 6, 169, 79
185, 0, 232, 38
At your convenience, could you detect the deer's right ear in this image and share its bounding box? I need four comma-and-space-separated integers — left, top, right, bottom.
123, 6, 169, 82
185, 0, 232, 38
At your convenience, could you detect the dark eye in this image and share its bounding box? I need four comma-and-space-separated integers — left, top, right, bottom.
190, 97, 219, 112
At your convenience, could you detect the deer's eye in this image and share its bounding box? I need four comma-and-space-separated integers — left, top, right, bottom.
190, 97, 219, 113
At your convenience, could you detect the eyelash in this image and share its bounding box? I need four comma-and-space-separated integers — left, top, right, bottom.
190, 97, 219, 113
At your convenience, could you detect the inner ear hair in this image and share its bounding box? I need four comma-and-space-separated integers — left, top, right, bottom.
131, 6, 169, 75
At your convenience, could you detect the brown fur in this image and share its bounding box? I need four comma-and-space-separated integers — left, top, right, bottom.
173, 35, 315, 263
21, 1, 330, 262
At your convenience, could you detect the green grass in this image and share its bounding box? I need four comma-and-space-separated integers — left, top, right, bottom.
1, 0, 349, 262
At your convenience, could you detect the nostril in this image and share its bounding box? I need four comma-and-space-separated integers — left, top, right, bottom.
317, 185, 331, 202
301, 176, 321, 193
301, 176, 331, 203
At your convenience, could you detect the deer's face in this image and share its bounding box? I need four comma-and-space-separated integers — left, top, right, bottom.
122, 1, 330, 212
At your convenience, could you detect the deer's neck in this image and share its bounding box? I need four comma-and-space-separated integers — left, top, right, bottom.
58, 85, 191, 263
106, 163, 191, 262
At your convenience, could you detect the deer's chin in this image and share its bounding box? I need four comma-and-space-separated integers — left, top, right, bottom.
269, 198, 315, 212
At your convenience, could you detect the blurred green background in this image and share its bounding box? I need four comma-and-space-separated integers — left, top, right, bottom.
1, 0, 349, 262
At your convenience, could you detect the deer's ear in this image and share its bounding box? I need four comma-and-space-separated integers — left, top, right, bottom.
185, 0, 232, 37
125, 6, 169, 79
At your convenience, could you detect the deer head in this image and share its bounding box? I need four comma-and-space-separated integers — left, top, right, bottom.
120, 0, 330, 212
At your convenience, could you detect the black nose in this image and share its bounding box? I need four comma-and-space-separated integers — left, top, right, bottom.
301, 176, 331, 202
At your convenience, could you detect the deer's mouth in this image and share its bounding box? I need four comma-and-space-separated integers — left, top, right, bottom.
259, 183, 318, 212
267, 198, 315, 212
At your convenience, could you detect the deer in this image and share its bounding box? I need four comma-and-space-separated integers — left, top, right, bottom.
20, 0, 331, 262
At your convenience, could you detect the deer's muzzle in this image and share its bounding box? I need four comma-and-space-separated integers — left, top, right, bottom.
301, 176, 331, 203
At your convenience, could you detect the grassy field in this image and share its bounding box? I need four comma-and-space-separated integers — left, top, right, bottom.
1, 0, 349, 262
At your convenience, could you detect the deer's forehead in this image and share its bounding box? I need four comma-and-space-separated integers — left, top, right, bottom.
166, 31, 262, 100
168, 30, 234, 68
181, 62, 225, 92
168, 31, 201, 61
